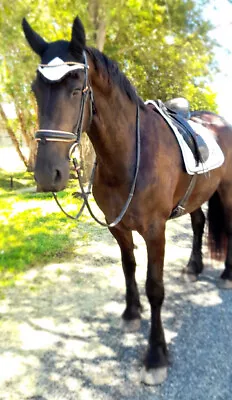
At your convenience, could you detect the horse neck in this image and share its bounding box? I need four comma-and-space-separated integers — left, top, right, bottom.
88, 83, 137, 182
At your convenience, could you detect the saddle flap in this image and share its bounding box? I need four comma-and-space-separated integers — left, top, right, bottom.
148, 99, 209, 165
195, 135, 209, 163
145, 99, 224, 175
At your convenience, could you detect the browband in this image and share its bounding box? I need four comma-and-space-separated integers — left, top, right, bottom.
37, 56, 88, 82
35, 51, 91, 147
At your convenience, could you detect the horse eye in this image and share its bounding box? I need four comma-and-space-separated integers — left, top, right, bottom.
72, 88, 81, 96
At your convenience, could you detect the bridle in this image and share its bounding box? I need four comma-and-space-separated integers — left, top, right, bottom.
34, 50, 141, 227
35, 51, 94, 152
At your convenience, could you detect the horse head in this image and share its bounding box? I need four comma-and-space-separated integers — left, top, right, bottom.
22, 16, 92, 192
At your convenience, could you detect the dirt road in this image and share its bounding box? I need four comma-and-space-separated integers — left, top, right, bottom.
0, 214, 231, 400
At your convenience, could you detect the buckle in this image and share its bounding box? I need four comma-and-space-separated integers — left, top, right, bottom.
69, 142, 80, 161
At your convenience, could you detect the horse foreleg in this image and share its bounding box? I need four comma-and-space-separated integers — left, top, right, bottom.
109, 227, 142, 331
141, 220, 168, 385
184, 208, 205, 282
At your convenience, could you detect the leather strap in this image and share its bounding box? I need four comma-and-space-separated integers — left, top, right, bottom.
35, 130, 76, 142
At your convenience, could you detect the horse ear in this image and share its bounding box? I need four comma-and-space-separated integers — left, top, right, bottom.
69, 16, 86, 58
22, 18, 48, 56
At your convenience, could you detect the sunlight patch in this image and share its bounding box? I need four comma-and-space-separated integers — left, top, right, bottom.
65, 376, 81, 391
21, 269, 38, 281
11, 200, 57, 215
0, 352, 26, 383
31, 317, 91, 338
0, 352, 39, 384
165, 328, 178, 343
44, 262, 76, 273
19, 322, 58, 350
78, 388, 97, 400
188, 289, 222, 307
65, 339, 116, 360
86, 365, 120, 386
31, 317, 57, 331
103, 301, 122, 315
57, 274, 71, 282
0, 300, 10, 314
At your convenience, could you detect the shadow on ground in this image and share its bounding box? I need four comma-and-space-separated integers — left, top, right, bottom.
0, 214, 232, 400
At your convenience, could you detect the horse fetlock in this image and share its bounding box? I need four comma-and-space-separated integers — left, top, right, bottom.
186, 259, 203, 275
182, 269, 198, 283
144, 343, 168, 372
122, 303, 142, 320
221, 267, 232, 281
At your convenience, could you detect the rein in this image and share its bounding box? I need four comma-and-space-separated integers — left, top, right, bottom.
53, 104, 140, 227
35, 51, 141, 227
73, 104, 140, 227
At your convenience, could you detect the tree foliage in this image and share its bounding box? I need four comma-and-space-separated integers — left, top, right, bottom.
103, 0, 218, 110
0, 0, 219, 170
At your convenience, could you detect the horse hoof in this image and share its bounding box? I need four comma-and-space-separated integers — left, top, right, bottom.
121, 318, 141, 333
182, 271, 198, 283
141, 366, 168, 385
217, 279, 232, 290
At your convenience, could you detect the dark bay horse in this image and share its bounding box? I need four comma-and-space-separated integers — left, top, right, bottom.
22, 16, 232, 385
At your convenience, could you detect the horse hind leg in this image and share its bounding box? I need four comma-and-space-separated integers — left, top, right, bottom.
109, 227, 142, 332
209, 190, 232, 289
220, 233, 232, 289
183, 207, 205, 282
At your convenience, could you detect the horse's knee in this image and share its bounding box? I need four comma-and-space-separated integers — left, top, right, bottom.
146, 279, 164, 307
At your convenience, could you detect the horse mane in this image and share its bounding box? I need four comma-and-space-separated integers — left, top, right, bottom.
86, 47, 145, 108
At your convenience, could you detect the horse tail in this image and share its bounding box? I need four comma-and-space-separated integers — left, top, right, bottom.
207, 191, 227, 261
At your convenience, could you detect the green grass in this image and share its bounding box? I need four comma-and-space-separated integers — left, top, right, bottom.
0, 168, 92, 286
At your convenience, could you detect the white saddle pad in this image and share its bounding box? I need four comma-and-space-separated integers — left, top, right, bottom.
146, 100, 225, 175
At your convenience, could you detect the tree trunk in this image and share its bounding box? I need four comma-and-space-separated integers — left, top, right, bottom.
16, 108, 34, 145
0, 104, 28, 168
96, 19, 106, 52
88, 0, 107, 51
78, 0, 107, 182
27, 139, 37, 172
79, 134, 96, 183
15, 107, 37, 171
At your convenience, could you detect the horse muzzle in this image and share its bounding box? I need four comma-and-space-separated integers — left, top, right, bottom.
34, 166, 67, 192
34, 131, 72, 192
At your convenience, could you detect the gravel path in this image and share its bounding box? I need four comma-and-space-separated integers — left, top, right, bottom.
0, 214, 232, 400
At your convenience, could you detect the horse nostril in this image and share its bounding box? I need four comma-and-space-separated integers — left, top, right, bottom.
54, 169, 62, 184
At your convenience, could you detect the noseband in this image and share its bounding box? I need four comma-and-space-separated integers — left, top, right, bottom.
35, 51, 94, 158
